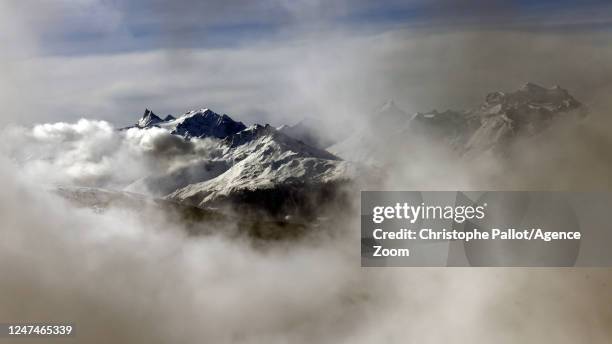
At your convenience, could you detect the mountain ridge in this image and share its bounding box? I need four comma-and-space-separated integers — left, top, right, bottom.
123, 108, 247, 140
106, 82, 587, 217
330, 83, 587, 162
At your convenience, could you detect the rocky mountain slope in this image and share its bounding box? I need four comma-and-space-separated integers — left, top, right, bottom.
331, 83, 587, 163
166, 124, 353, 209
125, 108, 246, 139
54, 186, 311, 239
462, 82, 585, 153
61, 83, 585, 219
121, 109, 355, 218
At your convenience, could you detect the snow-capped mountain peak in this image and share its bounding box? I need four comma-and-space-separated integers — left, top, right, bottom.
462, 83, 586, 153
170, 108, 247, 139
126, 107, 247, 140
166, 122, 348, 207
224, 124, 339, 160
137, 109, 163, 128
124, 107, 350, 214
483, 82, 580, 112
331, 83, 588, 163
180, 108, 212, 119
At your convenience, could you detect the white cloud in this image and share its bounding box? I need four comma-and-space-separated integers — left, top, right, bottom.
1, 119, 223, 189
0, 148, 611, 343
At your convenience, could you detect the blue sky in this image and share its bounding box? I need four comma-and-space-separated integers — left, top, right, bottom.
20, 0, 612, 56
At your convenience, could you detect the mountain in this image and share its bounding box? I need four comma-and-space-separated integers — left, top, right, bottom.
115, 83, 585, 217
165, 124, 356, 217
53, 186, 311, 239
119, 108, 357, 218
137, 109, 163, 127
125, 108, 246, 139
169, 109, 247, 139
331, 83, 587, 163
462, 83, 585, 153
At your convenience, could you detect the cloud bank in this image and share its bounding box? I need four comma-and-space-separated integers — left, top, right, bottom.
1, 143, 612, 343
1, 120, 222, 190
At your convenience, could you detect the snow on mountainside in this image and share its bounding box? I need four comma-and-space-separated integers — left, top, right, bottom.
125, 108, 246, 139
105, 83, 586, 214
119, 108, 356, 216
137, 109, 163, 127
166, 124, 355, 207
463, 82, 585, 153
169, 109, 246, 139
331, 83, 587, 163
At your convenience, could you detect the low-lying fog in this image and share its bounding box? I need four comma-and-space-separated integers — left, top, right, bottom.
1, 100, 612, 343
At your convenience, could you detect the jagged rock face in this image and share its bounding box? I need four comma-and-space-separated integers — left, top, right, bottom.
121, 108, 354, 216
172, 109, 246, 139
127, 108, 246, 140
225, 124, 339, 160
123, 83, 584, 215
137, 109, 163, 128
225, 124, 277, 148
415, 83, 584, 151
167, 124, 351, 208
331, 83, 587, 163
484, 83, 581, 111
464, 83, 585, 153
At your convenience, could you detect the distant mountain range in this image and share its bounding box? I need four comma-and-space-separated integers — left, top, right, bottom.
63, 83, 587, 219
119, 107, 356, 218
330, 83, 586, 162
